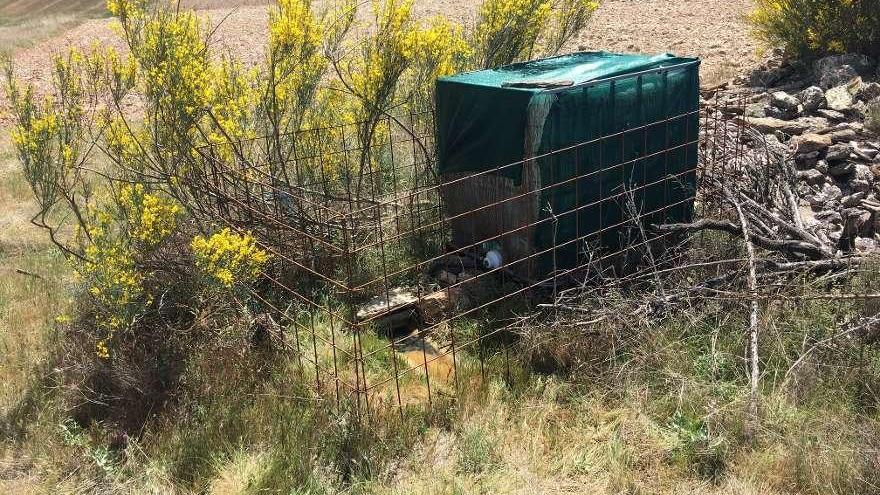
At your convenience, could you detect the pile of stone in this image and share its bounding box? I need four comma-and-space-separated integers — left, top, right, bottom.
718, 52, 880, 251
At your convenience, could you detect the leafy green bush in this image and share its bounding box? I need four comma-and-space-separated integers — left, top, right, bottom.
749, 0, 880, 57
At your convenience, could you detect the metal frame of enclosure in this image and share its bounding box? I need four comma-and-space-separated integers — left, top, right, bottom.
185, 66, 753, 412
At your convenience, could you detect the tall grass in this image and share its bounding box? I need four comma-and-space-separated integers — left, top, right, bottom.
5, 264, 880, 493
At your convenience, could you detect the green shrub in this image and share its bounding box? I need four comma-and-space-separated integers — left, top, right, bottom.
666, 411, 728, 480
749, 0, 880, 57
457, 425, 499, 474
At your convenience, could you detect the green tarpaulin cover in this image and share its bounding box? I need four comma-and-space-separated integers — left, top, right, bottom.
435, 51, 700, 280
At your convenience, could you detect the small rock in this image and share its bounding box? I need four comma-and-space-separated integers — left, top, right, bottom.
855, 237, 877, 252
799, 86, 826, 113
799, 116, 831, 134
764, 133, 789, 156
856, 83, 880, 103
797, 168, 825, 185
843, 207, 874, 238
816, 108, 847, 121
765, 104, 796, 120
815, 209, 843, 224
865, 200, 880, 234
861, 197, 880, 210
826, 121, 864, 135
826, 143, 854, 162
851, 122, 867, 133
819, 64, 860, 91
829, 128, 858, 143
851, 179, 872, 193
795, 150, 821, 168
792, 133, 832, 154
825, 83, 855, 111
848, 100, 869, 119
853, 143, 879, 160
822, 183, 843, 202
814, 54, 876, 89
750, 54, 794, 88
843, 191, 867, 207
829, 162, 854, 176
854, 163, 873, 182
747, 92, 770, 104
816, 160, 830, 174
771, 91, 801, 111
744, 102, 766, 118
870, 163, 880, 179
741, 117, 810, 135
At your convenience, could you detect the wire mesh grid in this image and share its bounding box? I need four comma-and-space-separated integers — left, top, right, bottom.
180, 77, 758, 412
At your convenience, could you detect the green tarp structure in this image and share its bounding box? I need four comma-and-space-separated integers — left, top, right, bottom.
435, 51, 701, 281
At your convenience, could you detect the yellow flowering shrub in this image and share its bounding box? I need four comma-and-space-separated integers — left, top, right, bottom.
102, 47, 138, 103
9, 52, 83, 175
206, 58, 260, 155
404, 17, 471, 85
544, 0, 600, 54
191, 228, 270, 288
345, 0, 414, 110
4, 0, 600, 363
81, 238, 144, 358
472, 0, 599, 68
138, 10, 212, 113
750, 0, 880, 57
75, 185, 180, 358
102, 115, 143, 170
80, 214, 141, 358
106, 0, 147, 18
473, 0, 552, 68
117, 183, 182, 247
11, 111, 63, 169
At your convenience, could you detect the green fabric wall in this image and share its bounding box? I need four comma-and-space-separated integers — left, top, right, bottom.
435, 52, 700, 280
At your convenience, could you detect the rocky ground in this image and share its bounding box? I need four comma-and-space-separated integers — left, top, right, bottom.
710, 51, 880, 252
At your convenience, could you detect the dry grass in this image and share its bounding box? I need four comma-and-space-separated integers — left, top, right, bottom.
0, 136, 73, 493
0, 0, 106, 19
0, 14, 87, 52
0, 135, 68, 413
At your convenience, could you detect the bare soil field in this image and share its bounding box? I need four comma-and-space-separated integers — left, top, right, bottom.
0, 0, 758, 125
0, 0, 268, 19
572, 0, 758, 84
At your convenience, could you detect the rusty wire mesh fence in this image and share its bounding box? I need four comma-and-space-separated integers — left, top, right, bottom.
176, 78, 773, 412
